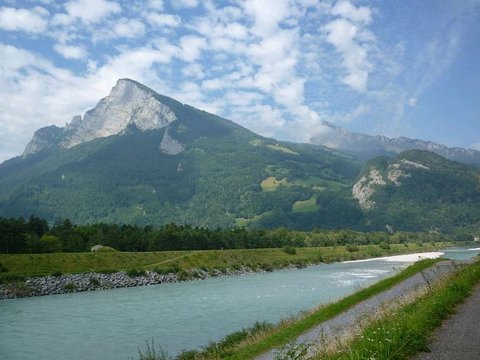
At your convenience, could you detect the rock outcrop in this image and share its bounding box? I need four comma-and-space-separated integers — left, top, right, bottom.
160, 128, 184, 155
353, 158, 431, 210
23, 79, 178, 156
23, 125, 64, 156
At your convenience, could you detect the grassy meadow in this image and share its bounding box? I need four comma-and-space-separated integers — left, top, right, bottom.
0, 242, 452, 278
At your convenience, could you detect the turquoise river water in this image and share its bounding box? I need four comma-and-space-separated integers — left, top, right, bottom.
1, 247, 478, 359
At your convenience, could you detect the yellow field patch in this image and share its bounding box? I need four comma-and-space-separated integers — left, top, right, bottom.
261, 176, 289, 191
266, 144, 299, 155
292, 195, 319, 213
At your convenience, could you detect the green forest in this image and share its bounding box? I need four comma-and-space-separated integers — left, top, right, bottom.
0, 215, 458, 254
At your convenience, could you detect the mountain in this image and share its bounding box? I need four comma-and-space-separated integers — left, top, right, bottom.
353, 150, 480, 232
1, 79, 479, 234
0, 79, 362, 229
310, 122, 480, 166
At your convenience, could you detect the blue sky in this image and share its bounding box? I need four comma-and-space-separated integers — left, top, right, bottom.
0, 0, 479, 162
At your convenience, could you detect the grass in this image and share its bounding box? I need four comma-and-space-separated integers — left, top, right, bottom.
174, 259, 444, 360
315, 259, 480, 360
292, 196, 319, 213
261, 177, 290, 191
0, 243, 452, 280
266, 144, 299, 155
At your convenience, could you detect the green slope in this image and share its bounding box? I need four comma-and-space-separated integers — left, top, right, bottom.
362, 150, 480, 232
0, 97, 362, 229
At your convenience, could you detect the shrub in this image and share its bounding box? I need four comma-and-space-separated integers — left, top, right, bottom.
89, 277, 100, 286
346, 244, 359, 252
260, 263, 273, 272
176, 270, 190, 281
63, 283, 76, 292
379, 242, 391, 250
137, 340, 172, 360
126, 268, 146, 277
51, 271, 63, 277
175, 350, 198, 360
283, 246, 297, 255
0, 262, 8, 272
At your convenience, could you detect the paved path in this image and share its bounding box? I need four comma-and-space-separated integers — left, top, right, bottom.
255, 261, 461, 360
413, 282, 480, 360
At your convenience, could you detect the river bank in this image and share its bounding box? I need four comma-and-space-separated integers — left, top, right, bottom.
0, 266, 261, 299
0, 243, 453, 299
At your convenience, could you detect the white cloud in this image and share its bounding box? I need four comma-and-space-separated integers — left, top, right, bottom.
407, 97, 417, 106
172, 0, 198, 9
145, 13, 181, 28
63, 0, 121, 24
331, 0, 372, 24
0, 7, 48, 33
54, 44, 88, 60
322, 1, 374, 92
243, 0, 291, 37
146, 0, 164, 11
112, 18, 146, 38
178, 36, 206, 62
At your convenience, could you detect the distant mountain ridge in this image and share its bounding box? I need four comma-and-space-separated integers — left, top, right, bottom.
310, 122, 480, 166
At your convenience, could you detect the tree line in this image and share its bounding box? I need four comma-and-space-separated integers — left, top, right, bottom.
0, 216, 457, 254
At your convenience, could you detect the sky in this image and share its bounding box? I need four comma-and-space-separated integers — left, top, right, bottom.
0, 0, 479, 162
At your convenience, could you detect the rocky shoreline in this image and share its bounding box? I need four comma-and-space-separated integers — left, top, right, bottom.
0, 266, 270, 300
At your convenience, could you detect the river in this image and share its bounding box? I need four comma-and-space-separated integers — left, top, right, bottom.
0, 248, 478, 359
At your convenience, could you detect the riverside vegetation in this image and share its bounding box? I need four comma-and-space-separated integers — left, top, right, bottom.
0, 215, 455, 255
134, 258, 480, 360
313, 258, 480, 360
0, 215, 454, 296
132, 259, 445, 359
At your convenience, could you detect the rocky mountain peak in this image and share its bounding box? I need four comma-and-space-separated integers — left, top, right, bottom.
23, 79, 178, 156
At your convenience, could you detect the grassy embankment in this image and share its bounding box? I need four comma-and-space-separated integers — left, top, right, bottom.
0, 242, 451, 279
315, 258, 480, 360
135, 259, 443, 360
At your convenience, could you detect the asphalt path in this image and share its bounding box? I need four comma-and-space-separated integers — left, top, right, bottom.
255, 260, 460, 360
414, 282, 480, 360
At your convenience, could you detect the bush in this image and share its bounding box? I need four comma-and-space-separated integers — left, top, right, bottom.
0, 262, 8, 272
126, 268, 146, 277
89, 277, 100, 286
176, 350, 199, 360
51, 271, 63, 277
63, 283, 76, 292
346, 244, 359, 252
379, 242, 391, 250
176, 270, 190, 281
283, 246, 297, 255
260, 263, 273, 272
137, 340, 172, 360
